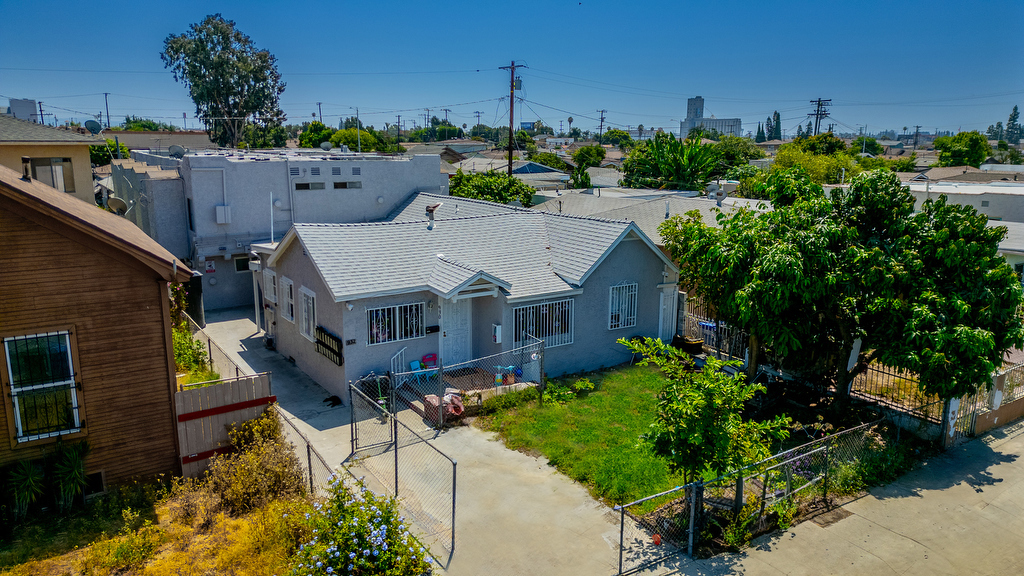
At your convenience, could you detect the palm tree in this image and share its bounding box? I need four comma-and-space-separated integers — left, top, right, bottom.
637, 124, 645, 140
568, 117, 574, 134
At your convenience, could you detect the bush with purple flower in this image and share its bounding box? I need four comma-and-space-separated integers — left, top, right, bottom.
288, 475, 432, 575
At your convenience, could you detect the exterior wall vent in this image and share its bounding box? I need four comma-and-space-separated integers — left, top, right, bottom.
215, 205, 232, 224
311, 167, 321, 176
289, 167, 300, 176
352, 167, 361, 176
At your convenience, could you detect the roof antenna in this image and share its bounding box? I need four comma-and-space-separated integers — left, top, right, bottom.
426, 202, 443, 230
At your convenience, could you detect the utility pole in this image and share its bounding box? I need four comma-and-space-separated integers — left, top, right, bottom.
473, 110, 482, 129
559, 120, 563, 134
597, 109, 607, 143
913, 125, 921, 150
808, 98, 831, 135
396, 114, 402, 145
38, 101, 44, 124
316, 103, 323, 124
103, 93, 111, 128
442, 108, 451, 123
356, 107, 361, 152
862, 124, 867, 153
183, 112, 187, 130
499, 60, 525, 176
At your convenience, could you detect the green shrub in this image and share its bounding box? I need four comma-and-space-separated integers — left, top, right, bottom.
828, 461, 866, 496
173, 327, 209, 373
6, 460, 45, 521
769, 498, 797, 530
79, 508, 164, 575
289, 478, 432, 576
50, 440, 91, 513
720, 498, 760, 551
480, 386, 539, 414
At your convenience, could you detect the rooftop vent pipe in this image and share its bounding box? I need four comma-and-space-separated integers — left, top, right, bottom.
21, 156, 31, 180
426, 202, 443, 230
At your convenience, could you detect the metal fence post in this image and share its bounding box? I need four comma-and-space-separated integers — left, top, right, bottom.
687, 482, 698, 557
393, 406, 399, 497
348, 382, 356, 457
733, 472, 744, 515
306, 442, 313, 495
618, 505, 625, 574
538, 339, 546, 407
451, 460, 458, 553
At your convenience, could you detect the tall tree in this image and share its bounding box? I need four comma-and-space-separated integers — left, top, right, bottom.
764, 115, 775, 141
621, 132, 719, 190
771, 111, 782, 140
571, 145, 607, 169
636, 124, 645, 140
755, 123, 766, 143
660, 169, 1024, 398
805, 120, 813, 136
796, 124, 805, 139
1006, 105, 1022, 144
934, 131, 991, 167
162, 14, 286, 148
450, 169, 535, 207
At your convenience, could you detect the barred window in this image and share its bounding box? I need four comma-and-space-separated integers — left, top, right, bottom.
263, 269, 277, 303
513, 299, 574, 348
609, 283, 638, 330
3, 332, 81, 441
280, 277, 294, 322
367, 303, 425, 345
300, 287, 317, 342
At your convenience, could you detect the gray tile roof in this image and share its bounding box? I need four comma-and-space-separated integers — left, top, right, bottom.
0, 114, 105, 143
284, 205, 646, 302
386, 192, 528, 221
994, 220, 1024, 254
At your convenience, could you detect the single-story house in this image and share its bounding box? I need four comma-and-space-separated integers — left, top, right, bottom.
0, 114, 103, 205
0, 163, 192, 492
257, 193, 680, 397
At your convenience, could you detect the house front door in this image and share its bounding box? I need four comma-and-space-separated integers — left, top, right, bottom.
441, 298, 472, 366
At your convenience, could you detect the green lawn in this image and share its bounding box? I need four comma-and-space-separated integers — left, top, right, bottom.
477, 364, 685, 507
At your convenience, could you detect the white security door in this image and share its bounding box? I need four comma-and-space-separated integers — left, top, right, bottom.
659, 288, 676, 342
441, 298, 472, 365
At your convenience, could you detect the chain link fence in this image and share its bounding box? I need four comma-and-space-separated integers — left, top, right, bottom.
348, 384, 457, 556
183, 311, 247, 380
272, 405, 337, 499
614, 419, 883, 575
391, 338, 544, 427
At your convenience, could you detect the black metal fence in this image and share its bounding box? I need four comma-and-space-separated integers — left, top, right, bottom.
848, 363, 942, 423
347, 384, 457, 556
272, 405, 337, 498
614, 419, 883, 575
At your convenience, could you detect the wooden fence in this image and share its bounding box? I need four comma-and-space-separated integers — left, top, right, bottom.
175, 373, 275, 477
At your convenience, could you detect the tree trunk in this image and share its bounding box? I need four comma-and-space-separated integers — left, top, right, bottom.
746, 333, 761, 381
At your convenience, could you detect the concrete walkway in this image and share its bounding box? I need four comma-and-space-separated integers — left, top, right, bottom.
203, 308, 623, 576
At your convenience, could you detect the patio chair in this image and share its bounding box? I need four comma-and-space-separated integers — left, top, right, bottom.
410, 360, 429, 386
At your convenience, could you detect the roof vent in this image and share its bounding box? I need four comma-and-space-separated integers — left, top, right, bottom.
426, 202, 443, 230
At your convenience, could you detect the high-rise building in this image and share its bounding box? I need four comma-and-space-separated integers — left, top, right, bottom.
680, 96, 742, 137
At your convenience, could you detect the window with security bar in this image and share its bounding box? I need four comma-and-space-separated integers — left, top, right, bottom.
3, 332, 82, 441
608, 283, 638, 330
366, 303, 425, 345
513, 299, 574, 348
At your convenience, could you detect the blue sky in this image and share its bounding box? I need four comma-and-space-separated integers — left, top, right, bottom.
2, 0, 1021, 137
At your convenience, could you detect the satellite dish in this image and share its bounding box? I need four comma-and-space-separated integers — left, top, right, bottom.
168, 145, 187, 159
107, 196, 129, 213
319, 141, 333, 151
85, 120, 102, 135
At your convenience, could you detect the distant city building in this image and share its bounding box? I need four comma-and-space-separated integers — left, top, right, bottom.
3, 98, 39, 122
679, 96, 742, 137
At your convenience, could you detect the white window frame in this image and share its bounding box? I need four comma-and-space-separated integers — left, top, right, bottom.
300, 286, 317, 342
513, 298, 574, 348
263, 269, 277, 303
608, 283, 638, 330
366, 302, 426, 346
280, 277, 295, 322
3, 331, 81, 442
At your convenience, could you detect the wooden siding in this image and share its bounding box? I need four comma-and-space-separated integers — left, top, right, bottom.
0, 205, 179, 484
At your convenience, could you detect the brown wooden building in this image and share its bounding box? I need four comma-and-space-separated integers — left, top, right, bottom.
0, 163, 192, 490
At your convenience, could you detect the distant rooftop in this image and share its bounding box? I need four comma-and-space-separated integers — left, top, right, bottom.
0, 114, 104, 144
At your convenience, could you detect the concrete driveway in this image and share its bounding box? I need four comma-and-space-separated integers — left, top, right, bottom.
203, 308, 623, 576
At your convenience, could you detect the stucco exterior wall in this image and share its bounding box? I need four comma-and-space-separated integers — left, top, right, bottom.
342, 292, 442, 388
534, 232, 674, 377
0, 143, 95, 205
911, 185, 1024, 223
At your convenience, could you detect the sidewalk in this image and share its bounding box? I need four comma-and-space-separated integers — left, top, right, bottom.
680, 419, 1024, 576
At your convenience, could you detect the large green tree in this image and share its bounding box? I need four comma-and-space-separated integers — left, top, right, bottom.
298, 121, 335, 148
934, 131, 991, 167
660, 169, 1024, 399
714, 135, 765, 175
162, 14, 286, 148
1006, 105, 1022, 145
850, 136, 884, 156
330, 128, 378, 152
602, 128, 633, 148
450, 169, 535, 207
571, 145, 606, 169
621, 132, 719, 190
121, 115, 177, 132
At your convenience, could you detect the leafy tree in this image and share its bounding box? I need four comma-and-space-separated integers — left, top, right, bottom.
121, 115, 177, 132
298, 121, 335, 148
89, 139, 130, 166
714, 135, 765, 173
528, 151, 572, 172
162, 14, 286, 147
774, 144, 858, 184
688, 126, 724, 141
660, 169, 1024, 398
240, 122, 286, 148
805, 121, 813, 136
330, 128, 378, 152
889, 155, 918, 172
794, 132, 847, 155
986, 121, 1005, 141
602, 128, 632, 148
569, 166, 591, 188
567, 127, 583, 139
755, 123, 766, 143
571, 145, 606, 169
622, 132, 718, 190
449, 169, 535, 207
436, 125, 463, 140
340, 116, 363, 130
771, 111, 782, 140
934, 131, 991, 167
850, 136, 884, 156
622, 337, 790, 483
764, 115, 775, 142
796, 124, 805, 139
